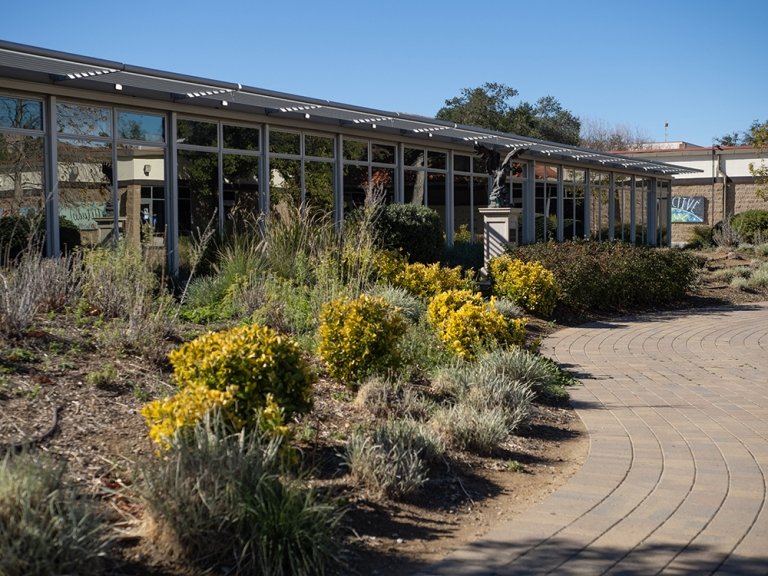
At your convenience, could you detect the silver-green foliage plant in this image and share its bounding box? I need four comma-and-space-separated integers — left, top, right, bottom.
138, 414, 342, 576
367, 283, 425, 323
431, 403, 509, 454
0, 452, 112, 576
345, 419, 443, 500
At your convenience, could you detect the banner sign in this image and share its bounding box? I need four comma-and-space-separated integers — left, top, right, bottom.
671, 196, 705, 223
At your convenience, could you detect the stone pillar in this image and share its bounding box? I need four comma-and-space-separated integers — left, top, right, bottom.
479, 207, 521, 274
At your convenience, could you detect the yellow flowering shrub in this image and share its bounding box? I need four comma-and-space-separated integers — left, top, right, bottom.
488, 255, 560, 317
318, 294, 406, 386
141, 384, 237, 449
168, 323, 315, 420
376, 250, 475, 300
142, 324, 315, 447
427, 289, 527, 360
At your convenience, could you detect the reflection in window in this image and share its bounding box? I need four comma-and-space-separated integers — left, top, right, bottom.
428, 150, 447, 170
177, 150, 218, 236
224, 154, 260, 225
0, 134, 45, 217
223, 125, 260, 151
57, 103, 112, 138
177, 119, 217, 147
427, 174, 447, 232
590, 171, 610, 240
118, 111, 165, 142
404, 169, 425, 205
404, 147, 424, 167
305, 134, 334, 158
305, 161, 334, 212
473, 176, 489, 241
117, 144, 165, 250
57, 138, 113, 246
270, 158, 301, 206
371, 143, 395, 165
343, 139, 368, 162
534, 164, 558, 242
269, 131, 300, 155
343, 164, 368, 210
614, 174, 631, 241
0, 96, 43, 130
454, 154, 471, 173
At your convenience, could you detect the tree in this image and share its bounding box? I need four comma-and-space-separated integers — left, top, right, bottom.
749, 120, 768, 200
436, 82, 581, 145
717, 120, 768, 199
579, 118, 650, 152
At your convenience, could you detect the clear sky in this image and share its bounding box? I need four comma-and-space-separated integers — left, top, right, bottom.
1, 0, 765, 146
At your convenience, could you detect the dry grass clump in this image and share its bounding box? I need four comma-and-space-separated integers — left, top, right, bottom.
0, 452, 112, 576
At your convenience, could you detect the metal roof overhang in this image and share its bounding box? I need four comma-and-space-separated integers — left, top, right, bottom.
0, 41, 700, 177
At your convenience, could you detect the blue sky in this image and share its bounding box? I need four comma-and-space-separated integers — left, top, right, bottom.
1, 0, 765, 146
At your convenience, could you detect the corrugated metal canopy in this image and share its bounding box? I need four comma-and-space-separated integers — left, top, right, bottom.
0, 41, 699, 176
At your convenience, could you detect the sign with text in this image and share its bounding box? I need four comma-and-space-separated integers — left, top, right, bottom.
671, 196, 705, 223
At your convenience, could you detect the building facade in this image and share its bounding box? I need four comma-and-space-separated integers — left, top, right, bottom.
0, 41, 695, 271
620, 143, 766, 245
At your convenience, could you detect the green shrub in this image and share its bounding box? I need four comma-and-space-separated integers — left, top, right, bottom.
0, 452, 111, 576
730, 210, 768, 244
318, 294, 406, 386
397, 317, 455, 380
488, 255, 560, 317
687, 225, 715, 248
508, 240, 702, 315
139, 416, 342, 575
142, 324, 315, 446
0, 215, 35, 263
374, 203, 443, 264
427, 290, 526, 360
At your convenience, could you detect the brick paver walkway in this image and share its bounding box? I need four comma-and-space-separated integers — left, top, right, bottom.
418, 303, 768, 575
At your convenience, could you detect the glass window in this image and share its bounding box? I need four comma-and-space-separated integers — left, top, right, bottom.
404, 147, 424, 167
269, 130, 300, 155
57, 138, 113, 246
270, 158, 301, 205
223, 124, 260, 151
118, 111, 164, 142
404, 169, 425, 205
454, 154, 471, 172
57, 102, 112, 138
0, 96, 43, 130
428, 150, 447, 170
371, 143, 395, 164
305, 161, 334, 213
343, 164, 369, 209
177, 119, 217, 147
305, 134, 334, 158
117, 143, 165, 252
343, 139, 368, 162
0, 134, 45, 218
224, 154, 260, 222
177, 150, 219, 236
473, 153, 488, 174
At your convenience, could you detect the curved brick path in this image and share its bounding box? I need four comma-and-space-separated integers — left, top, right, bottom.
418, 303, 768, 575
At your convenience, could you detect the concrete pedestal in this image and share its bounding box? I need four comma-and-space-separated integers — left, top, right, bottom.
479, 207, 521, 274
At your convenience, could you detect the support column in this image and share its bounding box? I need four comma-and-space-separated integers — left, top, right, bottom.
479, 207, 521, 274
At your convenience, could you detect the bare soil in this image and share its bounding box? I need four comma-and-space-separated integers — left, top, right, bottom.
1, 247, 765, 575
